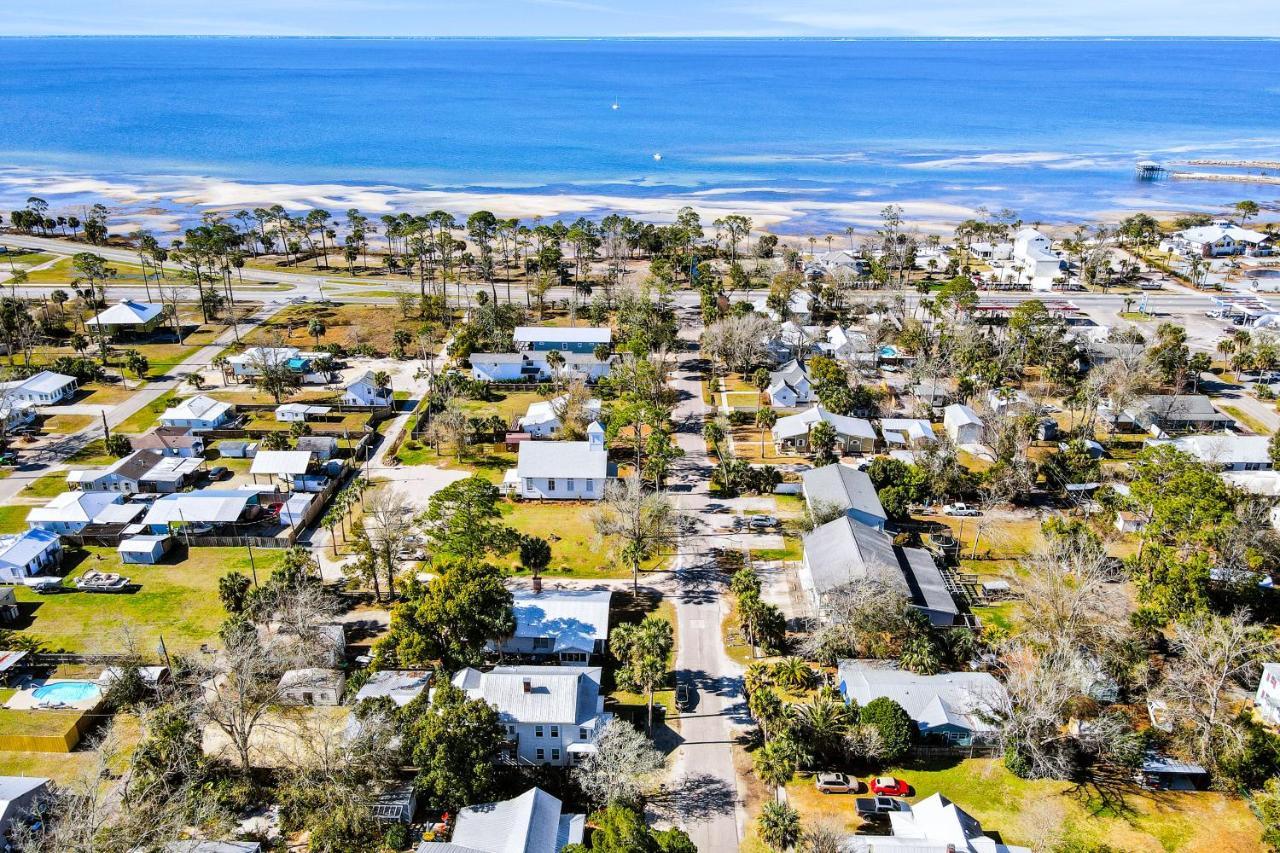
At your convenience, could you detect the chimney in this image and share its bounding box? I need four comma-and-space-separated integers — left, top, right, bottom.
522, 677, 532, 693
532, 574, 543, 594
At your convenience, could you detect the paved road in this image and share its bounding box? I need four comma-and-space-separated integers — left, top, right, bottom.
661, 313, 748, 853
0, 303, 281, 504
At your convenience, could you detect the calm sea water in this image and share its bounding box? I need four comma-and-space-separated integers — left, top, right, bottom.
0, 37, 1278, 228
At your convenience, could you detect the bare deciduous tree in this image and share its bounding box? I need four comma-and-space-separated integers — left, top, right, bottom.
701, 313, 779, 373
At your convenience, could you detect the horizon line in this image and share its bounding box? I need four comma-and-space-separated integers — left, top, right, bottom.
2, 34, 1279, 41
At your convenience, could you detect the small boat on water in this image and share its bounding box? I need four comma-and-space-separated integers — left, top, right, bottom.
74, 571, 132, 593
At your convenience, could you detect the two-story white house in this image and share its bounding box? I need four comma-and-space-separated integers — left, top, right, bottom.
504, 422, 610, 500
342, 372, 393, 407
449, 665, 612, 767
766, 360, 814, 408
497, 589, 613, 663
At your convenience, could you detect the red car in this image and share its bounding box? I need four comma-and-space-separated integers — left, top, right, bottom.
870, 776, 909, 797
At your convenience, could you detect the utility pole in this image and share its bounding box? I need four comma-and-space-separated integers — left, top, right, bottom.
247, 540, 259, 587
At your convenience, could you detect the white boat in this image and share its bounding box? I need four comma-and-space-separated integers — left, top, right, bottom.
74, 571, 132, 593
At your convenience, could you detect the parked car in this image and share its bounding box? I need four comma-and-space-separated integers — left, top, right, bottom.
814, 772, 859, 794
855, 796, 909, 819
943, 503, 981, 517
748, 515, 779, 530
188, 522, 215, 535
207, 466, 231, 482
870, 776, 910, 797
675, 683, 693, 711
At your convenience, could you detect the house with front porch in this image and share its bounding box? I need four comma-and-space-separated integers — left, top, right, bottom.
497, 588, 613, 663
837, 661, 1007, 747
772, 405, 876, 455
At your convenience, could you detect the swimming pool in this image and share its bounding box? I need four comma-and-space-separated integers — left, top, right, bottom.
285, 357, 309, 370
32, 681, 101, 705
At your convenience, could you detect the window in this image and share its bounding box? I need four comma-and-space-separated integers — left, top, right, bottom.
586, 479, 593, 493
525, 479, 533, 492
551, 748, 561, 762
535, 725, 544, 738
533, 637, 553, 650
536, 748, 545, 761
550, 726, 560, 738
507, 725, 516, 736
548, 479, 556, 492
579, 727, 588, 740
566, 478, 575, 490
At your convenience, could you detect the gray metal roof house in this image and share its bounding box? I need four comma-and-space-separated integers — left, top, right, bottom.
800, 463, 888, 530
416, 786, 584, 853
801, 516, 959, 625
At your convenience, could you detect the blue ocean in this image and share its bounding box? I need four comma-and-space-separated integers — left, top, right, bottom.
0, 37, 1278, 231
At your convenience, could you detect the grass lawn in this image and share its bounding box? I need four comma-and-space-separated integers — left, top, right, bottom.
21, 257, 183, 286
77, 381, 135, 406
13, 546, 284, 654
67, 439, 117, 466
40, 414, 93, 435
499, 500, 642, 580
730, 425, 802, 465
457, 390, 546, 430
245, 303, 425, 356
751, 535, 802, 562
1219, 404, 1272, 436
875, 757, 1262, 851
114, 390, 177, 434
21, 474, 71, 499
0, 506, 30, 533
1, 251, 55, 267
395, 441, 516, 484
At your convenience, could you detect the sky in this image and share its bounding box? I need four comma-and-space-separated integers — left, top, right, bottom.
7, 0, 1280, 38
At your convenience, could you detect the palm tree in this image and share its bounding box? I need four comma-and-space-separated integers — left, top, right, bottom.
744, 662, 773, 697
793, 697, 855, 765
212, 353, 230, 386
771, 657, 814, 692
755, 407, 777, 456
307, 318, 326, 348
753, 741, 796, 802
702, 419, 725, 457
757, 801, 801, 850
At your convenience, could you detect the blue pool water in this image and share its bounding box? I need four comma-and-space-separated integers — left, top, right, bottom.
285, 357, 309, 370
32, 681, 101, 704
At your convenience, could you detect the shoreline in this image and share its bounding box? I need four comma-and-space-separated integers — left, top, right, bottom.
0, 164, 1269, 238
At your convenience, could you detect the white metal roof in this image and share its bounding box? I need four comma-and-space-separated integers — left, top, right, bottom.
0, 529, 60, 568
510, 589, 613, 651
426, 787, 582, 853
251, 450, 314, 476
451, 665, 604, 725
772, 405, 875, 442
513, 326, 611, 345
28, 491, 122, 524
516, 440, 608, 480
88, 299, 164, 327
16, 370, 76, 396
161, 395, 232, 422
276, 403, 332, 416
837, 662, 1007, 735
142, 489, 260, 525
518, 396, 602, 430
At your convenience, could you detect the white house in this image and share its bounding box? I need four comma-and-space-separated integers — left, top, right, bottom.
1171, 433, 1272, 472
800, 463, 888, 530
879, 418, 937, 448
1257, 663, 1280, 726
86, 299, 166, 336
0, 528, 62, 581
9, 370, 77, 405
416, 787, 584, 853
842, 791, 1031, 853
506, 422, 609, 500
772, 405, 876, 454
513, 326, 611, 354
471, 352, 614, 384
499, 589, 613, 663
766, 360, 814, 408
227, 346, 330, 382
278, 668, 345, 706
1166, 219, 1273, 258
159, 395, 234, 430
275, 403, 331, 423
837, 662, 1008, 746
342, 371, 393, 407
820, 326, 875, 364
250, 450, 314, 488
517, 396, 603, 438
1012, 227, 1064, 290
944, 404, 984, 445
449, 665, 612, 767
986, 387, 1034, 415
130, 426, 206, 458
27, 491, 124, 534
353, 670, 433, 707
